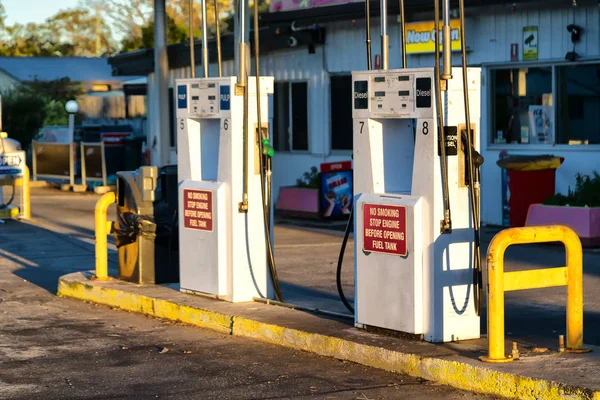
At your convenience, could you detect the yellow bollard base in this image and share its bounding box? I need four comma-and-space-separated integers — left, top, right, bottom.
479, 355, 514, 363
564, 347, 592, 354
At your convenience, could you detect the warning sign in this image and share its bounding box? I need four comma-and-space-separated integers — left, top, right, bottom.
362, 203, 407, 256
183, 189, 213, 231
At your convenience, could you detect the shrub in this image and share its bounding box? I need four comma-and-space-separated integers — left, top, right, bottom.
295, 166, 320, 189
543, 172, 600, 207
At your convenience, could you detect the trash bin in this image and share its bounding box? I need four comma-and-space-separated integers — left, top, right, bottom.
123, 136, 146, 171
114, 166, 179, 284
497, 154, 564, 227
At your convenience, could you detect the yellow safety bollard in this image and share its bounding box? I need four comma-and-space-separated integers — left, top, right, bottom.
22, 165, 30, 220
480, 225, 591, 363
94, 191, 115, 280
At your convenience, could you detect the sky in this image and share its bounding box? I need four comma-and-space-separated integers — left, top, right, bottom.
3, 0, 82, 26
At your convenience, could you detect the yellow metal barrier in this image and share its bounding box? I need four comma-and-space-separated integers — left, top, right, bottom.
94, 192, 115, 280
21, 165, 30, 220
480, 225, 591, 363
0, 166, 30, 220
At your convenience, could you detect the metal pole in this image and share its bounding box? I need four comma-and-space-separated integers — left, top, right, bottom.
399, 0, 406, 68
365, 0, 372, 70
380, 0, 388, 69
68, 113, 75, 144
80, 142, 87, 187
32, 141, 37, 181
68, 113, 75, 187
0, 95, 4, 154
201, 0, 209, 77
101, 142, 107, 187
441, 0, 452, 80
215, 0, 222, 77
154, 0, 171, 167
189, 0, 196, 78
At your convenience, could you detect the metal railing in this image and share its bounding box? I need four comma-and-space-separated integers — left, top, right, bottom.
480, 225, 591, 363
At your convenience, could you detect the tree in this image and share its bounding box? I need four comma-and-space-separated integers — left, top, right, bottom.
1, 78, 85, 147
1, 87, 48, 148
44, 8, 116, 56
0, 7, 116, 57
86, 0, 234, 53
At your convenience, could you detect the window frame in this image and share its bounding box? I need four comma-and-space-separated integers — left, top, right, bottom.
272, 79, 311, 154
485, 58, 600, 151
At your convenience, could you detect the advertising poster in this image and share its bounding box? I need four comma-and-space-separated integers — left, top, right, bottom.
405, 20, 462, 54
528, 105, 553, 144
523, 26, 538, 61
319, 162, 353, 219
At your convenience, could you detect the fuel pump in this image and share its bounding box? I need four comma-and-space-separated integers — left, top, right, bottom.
176, 0, 278, 303
350, 0, 484, 343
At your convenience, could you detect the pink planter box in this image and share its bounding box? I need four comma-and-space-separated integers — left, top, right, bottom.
525, 204, 600, 247
276, 187, 319, 216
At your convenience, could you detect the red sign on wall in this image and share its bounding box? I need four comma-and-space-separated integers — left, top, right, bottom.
362, 203, 407, 256
183, 189, 213, 231
320, 160, 352, 173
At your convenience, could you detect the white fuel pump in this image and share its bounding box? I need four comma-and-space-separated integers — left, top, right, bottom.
351, 67, 481, 343
175, 0, 283, 304
176, 76, 275, 302
175, 0, 278, 303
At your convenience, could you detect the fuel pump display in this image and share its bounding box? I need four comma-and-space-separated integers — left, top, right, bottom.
352, 67, 482, 343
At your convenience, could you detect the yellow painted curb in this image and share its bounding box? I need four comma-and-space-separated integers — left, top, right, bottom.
58, 275, 599, 400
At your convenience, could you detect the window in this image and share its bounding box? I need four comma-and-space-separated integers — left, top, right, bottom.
330, 75, 353, 150
272, 81, 309, 151
556, 65, 600, 145
490, 63, 600, 145
491, 67, 553, 144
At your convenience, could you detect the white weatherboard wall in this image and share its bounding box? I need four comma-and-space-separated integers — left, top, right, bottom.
474, 5, 600, 226
145, 4, 600, 219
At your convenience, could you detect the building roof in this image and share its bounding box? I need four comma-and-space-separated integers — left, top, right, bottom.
108, 0, 575, 77
0, 57, 141, 83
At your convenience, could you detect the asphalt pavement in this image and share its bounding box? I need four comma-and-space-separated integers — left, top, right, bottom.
0, 188, 496, 399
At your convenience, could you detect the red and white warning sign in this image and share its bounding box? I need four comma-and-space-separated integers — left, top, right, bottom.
183, 189, 213, 231
362, 203, 407, 256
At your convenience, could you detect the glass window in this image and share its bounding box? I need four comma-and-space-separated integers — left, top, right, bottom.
330, 75, 353, 150
491, 67, 553, 144
272, 81, 309, 152
556, 65, 600, 145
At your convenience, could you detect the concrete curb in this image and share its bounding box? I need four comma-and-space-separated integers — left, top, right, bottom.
58, 274, 600, 400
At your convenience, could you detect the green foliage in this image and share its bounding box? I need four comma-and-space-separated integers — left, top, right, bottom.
296, 166, 320, 189
1, 78, 85, 148
120, 15, 191, 52
0, 7, 115, 57
1, 88, 47, 149
43, 100, 70, 126
543, 172, 600, 207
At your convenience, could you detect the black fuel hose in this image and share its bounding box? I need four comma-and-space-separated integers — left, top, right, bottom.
253, 0, 284, 302
336, 207, 355, 314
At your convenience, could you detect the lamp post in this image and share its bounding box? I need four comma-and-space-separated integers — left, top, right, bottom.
65, 100, 78, 188
65, 100, 79, 143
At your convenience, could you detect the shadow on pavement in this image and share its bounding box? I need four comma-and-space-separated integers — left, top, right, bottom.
2, 216, 600, 349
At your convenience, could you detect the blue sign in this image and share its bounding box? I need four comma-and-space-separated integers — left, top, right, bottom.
177, 85, 187, 109
220, 85, 230, 111
320, 169, 353, 219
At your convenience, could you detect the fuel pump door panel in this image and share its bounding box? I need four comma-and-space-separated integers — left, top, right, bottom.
179, 180, 228, 297
355, 193, 424, 335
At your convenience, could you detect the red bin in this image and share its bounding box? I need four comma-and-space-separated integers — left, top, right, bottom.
497, 155, 564, 228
